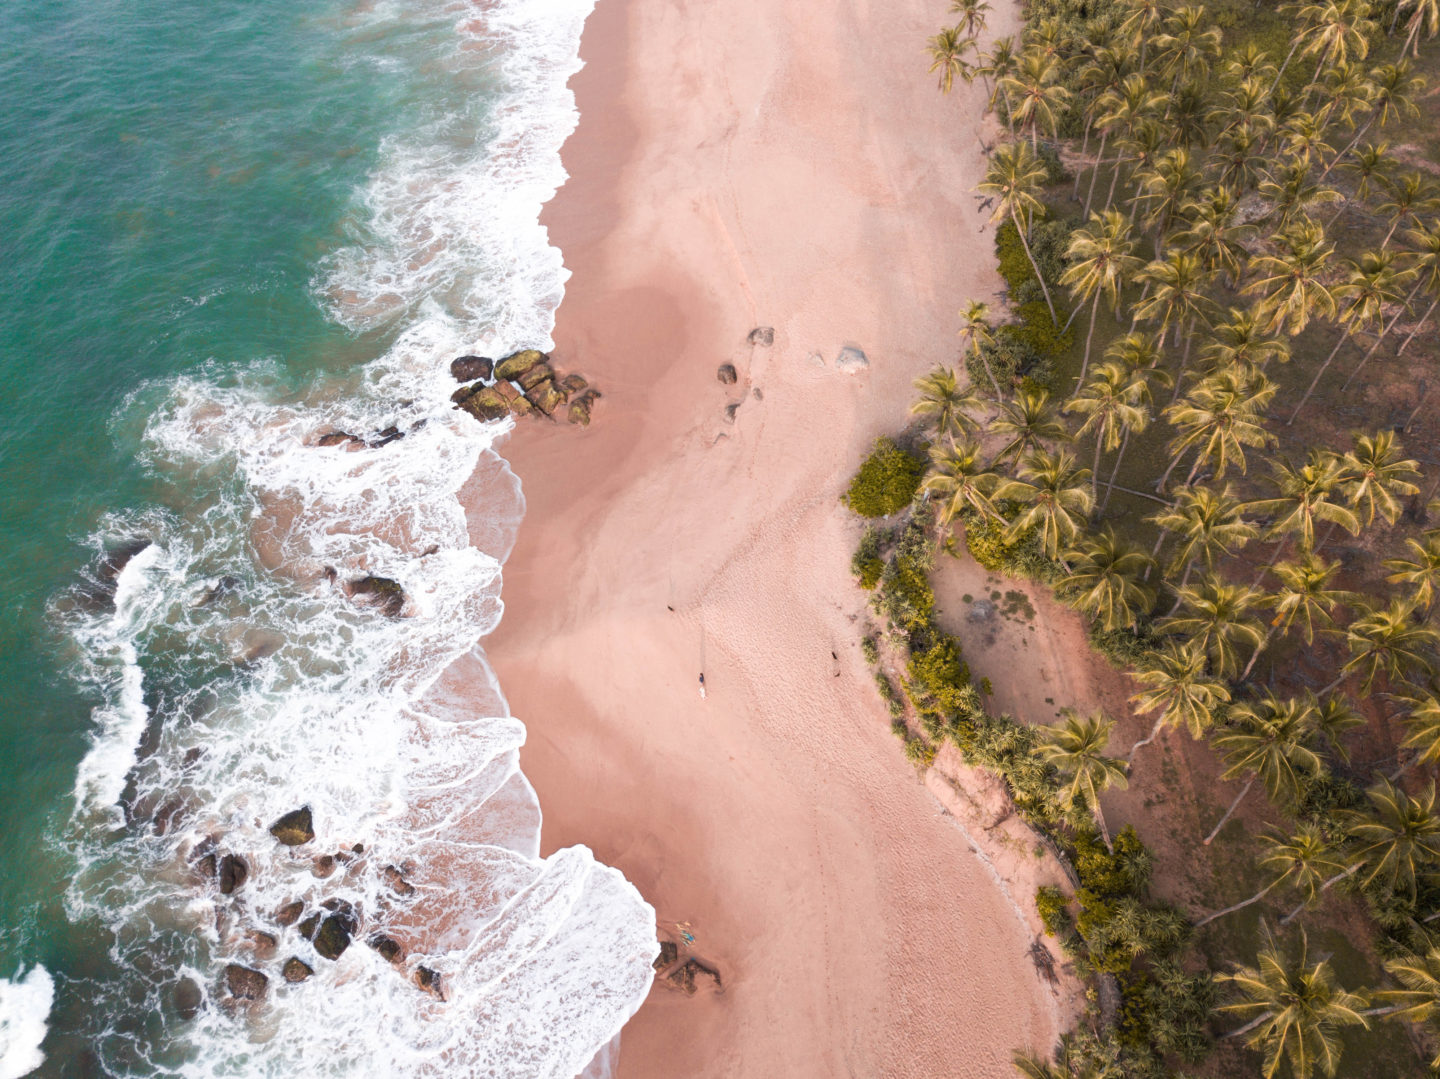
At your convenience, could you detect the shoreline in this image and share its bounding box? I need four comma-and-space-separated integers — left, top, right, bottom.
471, 0, 1080, 1073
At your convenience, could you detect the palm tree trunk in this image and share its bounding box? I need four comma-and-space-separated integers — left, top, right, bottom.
1194, 870, 1279, 926
1222, 1012, 1276, 1041
1153, 448, 1191, 494
1341, 279, 1424, 391
1169, 324, 1197, 404
1013, 209, 1060, 326
1287, 330, 1353, 426
1319, 112, 1379, 182
1073, 123, 1091, 202
1078, 291, 1102, 383
1083, 130, 1109, 218
1271, 39, 1302, 95
1092, 434, 1103, 507
1095, 803, 1114, 854
975, 343, 1005, 399
1397, 294, 1440, 356
1104, 152, 1125, 213
1202, 776, 1255, 845
1100, 431, 1129, 513
1239, 623, 1278, 681
1128, 715, 1167, 764
1279, 864, 1361, 925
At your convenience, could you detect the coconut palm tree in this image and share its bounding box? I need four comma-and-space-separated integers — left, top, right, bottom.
979, 142, 1061, 325
1289, 250, 1408, 423
1259, 158, 1340, 235
1064, 361, 1151, 503
911, 366, 983, 438
1377, 171, 1440, 248
1129, 640, 1230, 762
1312, 693, 1365, 764
1136, 148, 1199, 254
1156, 369, 1278, 492
1324, 141, 1392, 227
1212, 121, 1268, 197
928, 26, 974, 94
1160, 577, 1266, 678
1210, 694, 1324, 831
1393, 691, 1440, 778
1087, 73, 1165, 217
1396, 217, 1440, 356
1249, 451, 1359, 561
1377, 949, 1440, 1067
1061, 527, 1156, 633
959, 300, 1004, 399
1060, 211, 1143, 380
1148, 484, 1258, 586
924, 439, 1001, 526
1196, 824, 1348, 918
1154, 5, 1222, 90
951, 0, 992, 38
1397, 0, 1440, 55
1004, 48, 1073, 152
1218, 930, 1369, 1079
1036, 710, 1129, 850
1244, 217, 1338, 336
1339, 430, 1420, 526
1198, 305, 1291, 378
994, 449, 1094, 560
1173, 188, 1254, 286
1071, 43, 1133, 203
1331, 597, 1438, 693
1133, 251, 1217, 388
1384, 534, 1440, 615
979, 36, 1020, 125
1243, 554, 1354, 680
1299, 0, 1377, 88
990, 386, 1068, 467
1347, 779, 1440, 902
1322, 62, 1424, 180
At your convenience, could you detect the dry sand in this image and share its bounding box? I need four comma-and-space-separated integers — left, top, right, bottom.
470, 0, 1086, 1074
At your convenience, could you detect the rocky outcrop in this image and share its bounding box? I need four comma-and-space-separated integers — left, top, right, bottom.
382, 865, 416, 897
218, 853, 248, 895
560, 373, 588, 395
517, 361, 555, 392
495, 349, 547, 381
282, 957, 313, 983
315, 431, 361, 448
568, 391, 599, 427
348, 576, 406, 617
449, 355, 493, 382
652, 940, 678, 971
717, 363, 738, 385
368, 425, 404, 449
269, 807, 314, 846
666, 958, 722, 995
224, 964, 268, 1003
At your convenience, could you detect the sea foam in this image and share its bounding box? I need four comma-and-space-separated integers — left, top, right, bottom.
56, 0, 656, 1075
0, 966, 53, 1079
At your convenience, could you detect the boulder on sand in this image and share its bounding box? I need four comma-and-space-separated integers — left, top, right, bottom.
716, 363, 738, 385
748, 326, 775, 346
414, 966, 446, 1001
652, 940, 678, 971
516, 361, 555, 392
495, 349, 547, 381
269, 807, 314, 846
560, 373, 588, 395
224, 964, 268, 1003
282, 957, 313, 983
835, 346, 869, 373
449, 355, 493, 382
458, 388, 510, 423
525, 379, 566, 417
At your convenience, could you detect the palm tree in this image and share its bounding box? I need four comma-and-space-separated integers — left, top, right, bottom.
959, 300, 1004, 399
979, 36, 1020, 127
1209, 694, 1324, 839
1384, 534, 1440, 615
1258, 158, 1341, 233
1060, 211, 1143, 380
1299, 0, 1376, 87
1198, 305, 1290, 378
1219, 930, 1369, 1079
928, 27, 973, 94
1036, 710, 1129, 850
1249, 451, 1358, 561
1394, 691, 1440, 778
1396, 217, 1440, 356
994, 449, 1094, 560
1064, 361, 1150, 503
1128, 640, 1230, 762
1154, 5, 1222, 90
1377, 949, 1440, 1068
1397, 0, 1440, 55
1133, 250, 1216, 390
1347, 779, 1440, 902
1087, 73, 1164, 217
1313, 694, 1364, 763
1376, 171, 1440, 248
1331, 597, 1438, 694
1061, 527, 1156, 633
1160, 577, 1266, 679
1243, 554, 1354, 680
950, 0, 992, 38
924, 439, 1000, 525
1173, 187, 1253, 285
1196, 824, 1347, 920
1071, 43, 1132, 203
1321, 62, 1423, 180
1288, 250, 1408, 423
911, 366, 982, 438
1004, 48, 1073, 152
980, 142, 1061, 325
1244, 217, 1338, 336
1324, 141, 1392, 227
1339, 430, 1420, 526
990, 386, 1067, 466
1147, 484, 1258, 587
1156, 369, 1277, 492
1136, 147, 1199, 255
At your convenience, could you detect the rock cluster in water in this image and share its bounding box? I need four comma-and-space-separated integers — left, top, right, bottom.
449, 349, 601, 427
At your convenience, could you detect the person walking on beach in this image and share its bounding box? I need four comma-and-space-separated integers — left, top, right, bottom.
698, 673, 706, 699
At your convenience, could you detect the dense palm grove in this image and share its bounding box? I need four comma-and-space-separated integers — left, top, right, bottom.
851, 0, 1440, 1075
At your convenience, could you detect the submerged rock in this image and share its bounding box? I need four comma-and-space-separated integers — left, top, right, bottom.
368, 425, 404, 449
382, 865, 416, 897
311, 854, 336, 879
173, 977, 204, 1020
269, 807, 314, 846
349, 576, 406, 618
312, 915, 352, 961
245, 929, 278, 959
748, 326, 775, 346
495, 349, 547, 381
224, 964, 268, 1003
449, 355, 493, 382
724, 402, 740, 424
716, 363, 738, 385
98, 539, 152, 583
297, 913, 321, 940
275, 900, 305, 927
667, 958, 722, 995
218, 853, 249, 895
281, 957, 313, 983
315, 431, 360, 448
367, 933, 403, 963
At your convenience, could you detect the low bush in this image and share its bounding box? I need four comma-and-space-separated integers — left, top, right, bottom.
851, 526, 888, 589
905, 631, 972, 715
1036, 885, 1072, 937
904, 735, 938, 768
843, 438, 925, 518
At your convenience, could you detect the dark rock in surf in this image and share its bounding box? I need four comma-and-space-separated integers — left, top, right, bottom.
195, 853, 218, 882
98, 539, 152, 583
152, 797, 186, 836
414, 966, 446, 1000
224, 964, 268, 1002
495, 349, 547, 381
716, 363, 738, 385
321, 897, 358, 933
458, 388, 511, 423
748, 326, 775, 347
282, 957, 313, 983
382, 865, 416, 897
218, 854, 249, 895
312, 914, 352, 961
450, 355, 494, 382
275, 900, 306, 927
368, 425, 404, 448
298, 913, 321, 940
653, 940, 678, 971
311, 854, 336, 879
245, 930, 278, 958
450, 383, 480, 405
367, 933, 403, 963
349, 576, 406, 617
173, 977, 204, 1020
316, 431, 359, 447
195, 575, 242, 607
269, 806, 315, 846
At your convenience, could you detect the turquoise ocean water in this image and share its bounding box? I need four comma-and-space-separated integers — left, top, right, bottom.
0, 2, 654, 1075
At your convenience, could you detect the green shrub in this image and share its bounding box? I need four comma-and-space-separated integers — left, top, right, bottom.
1086, 622, 1163, 669
874, 670, 907, 719
873, 552, 936, 632
1010, 299, 1075, 359
1037, 141, 1069, 185
860, 635, 880, 666
904, 735, 938, 768
963, 513, 1063, 583
905, 632, 971, 715
851, 526, 888, 589
843, 438, 925, 517
1036, 885, 1072, 937
996, 219, 1037, 293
